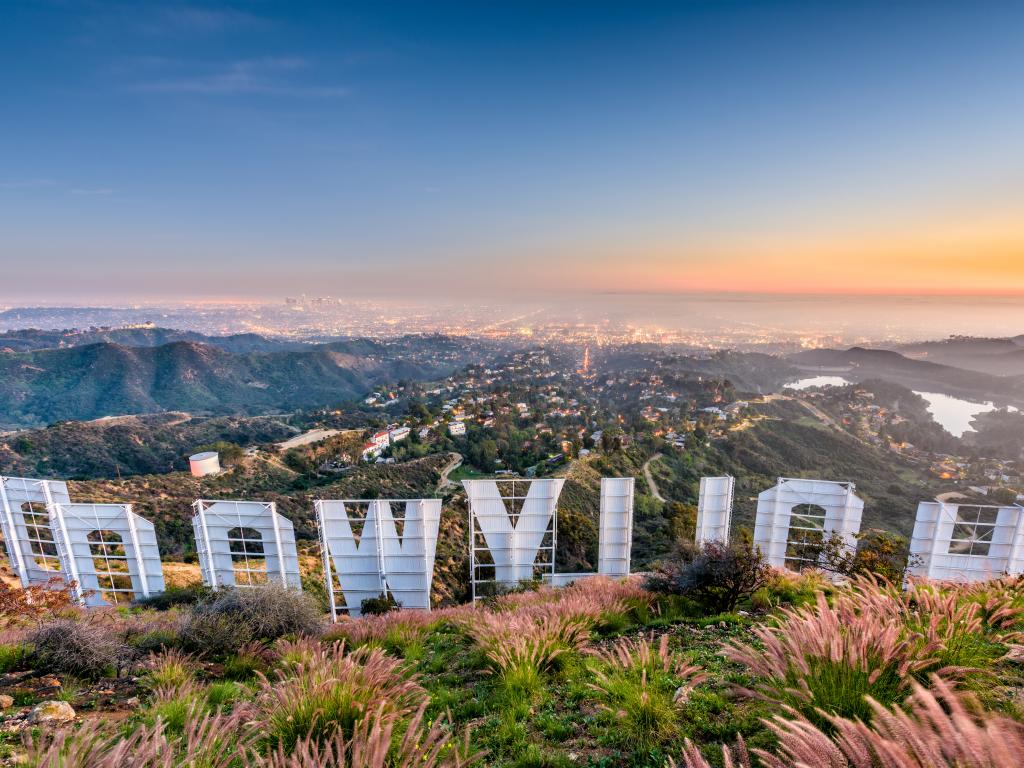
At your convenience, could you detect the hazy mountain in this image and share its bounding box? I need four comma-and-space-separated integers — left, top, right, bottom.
0, 337, 469, 428
787, 346, 1021, 402
0, 326, 298, 354
892, 336, 1024, 377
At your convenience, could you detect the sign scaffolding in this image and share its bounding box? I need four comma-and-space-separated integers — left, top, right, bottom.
598, 477, 634, 577
464, 478, 564, 600
192, 500, 301, 590
909, 501, 1024, 582
696, 476, 735, 546
753, 477, 864, 572
316, 498, 442, 619
0, 476, 73, 587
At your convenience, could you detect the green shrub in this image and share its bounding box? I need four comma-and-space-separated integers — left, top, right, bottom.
205, 680, 246, 710
223, 645, 269, 680
146, 649, 194, 689
135, 583, 211, 611
178, 611, 253, 658
0, 643, 29, 674
130, 629, 180, 654
360, 592, 401, 615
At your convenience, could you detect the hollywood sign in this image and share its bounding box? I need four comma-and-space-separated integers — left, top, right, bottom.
0, 474, 635, 615
3, 472, 1021, 611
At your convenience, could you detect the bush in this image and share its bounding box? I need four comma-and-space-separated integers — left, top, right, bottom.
179, 587, 324, 657
28, 619, 134, 680
645, 541, 769, 615
0, 642, 30, 674
146, 649, 195, 689
360, 592, 401, 616
725, 590, 935, 726
130, 628, 180, 654
135, 583, 211, 611
253, 641, 425, 750
587, 634, 706, 749
178, 611, 255, 658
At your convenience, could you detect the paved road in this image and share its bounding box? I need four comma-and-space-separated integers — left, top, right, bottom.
643, 452, 666, 502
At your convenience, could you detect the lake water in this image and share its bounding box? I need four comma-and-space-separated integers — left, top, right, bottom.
787, 375, 852, 390
786, 377, 1010, 437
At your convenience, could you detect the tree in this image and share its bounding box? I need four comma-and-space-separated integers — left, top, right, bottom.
807, 529, 913, 584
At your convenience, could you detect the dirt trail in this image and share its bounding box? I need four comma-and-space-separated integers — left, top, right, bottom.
438, 452, 463, 490
643, 452, 666, 502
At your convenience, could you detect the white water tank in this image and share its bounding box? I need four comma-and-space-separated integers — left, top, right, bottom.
189, 451, 221, 477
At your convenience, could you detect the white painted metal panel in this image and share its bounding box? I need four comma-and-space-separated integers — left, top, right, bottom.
908, 501, 1024, 583
0, 476, 72, 587
54, 503, 165, 606
316, 498, 441, 619
696, 476, 734, 545
598, 477, 634, 577
191, 500, 301, 590
464, 478, 564, 598
753, 477, 864, 572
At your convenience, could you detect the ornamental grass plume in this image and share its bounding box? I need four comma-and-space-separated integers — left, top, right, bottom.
268, 701, 483, 768
587, 634, 707, 749
22, 709, 258, 768
724, 590, 939, 724
674, 677, 1024, 768
461, 608, 591, 672
146, 648, 196, 690
763, 675, 1024, 768
324, 609, 436, 650
252, 640, 426, 751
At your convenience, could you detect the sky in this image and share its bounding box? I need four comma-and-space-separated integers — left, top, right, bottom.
1, 1, 1023, 301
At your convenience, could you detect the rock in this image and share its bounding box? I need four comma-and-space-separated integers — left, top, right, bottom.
29, 700, 75, 725
124, 696, 141, 708
0, 695, 13, 709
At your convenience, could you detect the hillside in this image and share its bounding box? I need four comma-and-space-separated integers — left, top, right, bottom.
0, 413, 299, 478
787, 346, 1021, 403
894, 335, 1024, 377
0, 327, 297, 354
0, 337, 473, 429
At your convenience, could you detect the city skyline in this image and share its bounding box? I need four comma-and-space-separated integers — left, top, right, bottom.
2, 1, 1023, 300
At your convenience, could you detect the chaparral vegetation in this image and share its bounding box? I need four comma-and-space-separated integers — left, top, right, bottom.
2, 558, 1024, 768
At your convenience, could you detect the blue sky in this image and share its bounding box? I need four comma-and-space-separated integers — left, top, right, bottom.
1, 1, 1022, 299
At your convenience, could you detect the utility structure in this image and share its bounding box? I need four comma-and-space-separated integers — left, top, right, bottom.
315, 498, 442, 619
464, 478, 563, 600
191, 499, 301, 590
908, 501, 1024, 582
753, 477, 864, 572
695, 475, 735, 545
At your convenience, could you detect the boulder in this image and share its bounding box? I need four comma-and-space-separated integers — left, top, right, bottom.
0, 694, 13, 709
29, 700, 75, 724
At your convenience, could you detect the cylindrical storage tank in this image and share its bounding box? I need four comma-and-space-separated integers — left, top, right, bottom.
189, 451, 221, 477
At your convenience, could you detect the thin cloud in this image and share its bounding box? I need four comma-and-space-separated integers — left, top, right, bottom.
0, 178, 60, 190
130, 57, 350, 98
0, 180, 113, 195
156, 6, 262, 34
